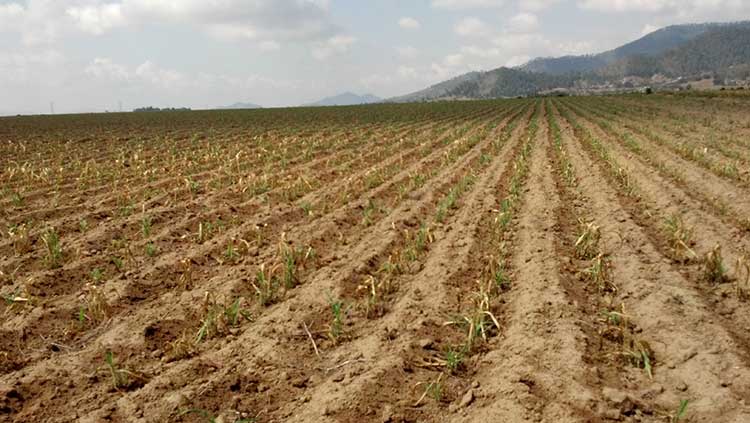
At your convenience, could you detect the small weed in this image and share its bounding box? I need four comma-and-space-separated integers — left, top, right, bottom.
301, 202, 313, 216
145, 243, 157, 257
79, 219, 89, 233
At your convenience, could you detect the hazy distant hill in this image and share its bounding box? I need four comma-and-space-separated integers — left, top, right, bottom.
520, 22, 746, 75
394, 21, 750, 102
219, 102, 263, 109
306, 92, 381, 106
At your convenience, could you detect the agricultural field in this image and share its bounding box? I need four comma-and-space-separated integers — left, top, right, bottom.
1, 93, 750, 422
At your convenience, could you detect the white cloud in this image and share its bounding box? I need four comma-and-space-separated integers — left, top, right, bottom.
398, 17, 421, 29
85, 58, 187, 88
432, 0, 505, 9
577, 0, 750, 19
519, 0, 562, 12
455, 17, 492, 37
259, 40, 281, 51
508, 12, 538, 32
66, 4, 125, 35
0, 49, 64, 83
461, 45, 502, 58
85, 57, 130, 81
312, 35, 356, 60
641, 24, 661, 36
396, 46, 419, 59
1, 0, 343, 46
505, 55, 530, 67
398, 66, 418, 78
443, 54, 465, 67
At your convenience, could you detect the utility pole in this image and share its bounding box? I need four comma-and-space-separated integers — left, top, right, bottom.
118, 100, 123, 112
50, 102, 55, 114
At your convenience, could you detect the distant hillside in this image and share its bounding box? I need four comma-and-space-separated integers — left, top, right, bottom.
219, 102, 262, 109
394, 21, 750, 102
521, 22, 746, 75
306, 92, 381, 106
391, 68, 580, 102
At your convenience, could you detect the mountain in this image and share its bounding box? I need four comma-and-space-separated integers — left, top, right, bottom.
390, 68, 580, 102
220, 102, 263, 109
520, 22, 744, 75
394, 21, 750, 102
306, 92, 381, 106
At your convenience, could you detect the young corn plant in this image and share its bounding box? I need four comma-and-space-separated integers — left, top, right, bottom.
443, 346, 465, 374
81, 283, 111, 324
141, 215, 152, 238
195, 294, 250, 344
251, 264, 279, 307
703, 245, 728, 284
574, 219, 601, 260
447, 280, 501, 352
584, 254, 615, 292
145, 243, 157, 257
664, 214, 696, 262
328, 296, 345, 343
41, 228, 63, 269
736, 255, 749, 301
104, 351, 131, 390
604, 304, 654, 378
671, 399, 689, 423
8, 223, 32, 255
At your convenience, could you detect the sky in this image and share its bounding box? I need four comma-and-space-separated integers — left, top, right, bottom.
1, 0, 750, 114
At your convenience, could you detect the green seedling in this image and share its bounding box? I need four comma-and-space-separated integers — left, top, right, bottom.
10, 192, 22, 207
415, 373, 444, 406
252, 264, 279, 307
104, 351, 129, 389
111, 256, 124, 272
141, 216, 152, 238
444, 346, 465, 373
672, 399, 689, 423
145, 243, 157, 257
328, 296, 345, 342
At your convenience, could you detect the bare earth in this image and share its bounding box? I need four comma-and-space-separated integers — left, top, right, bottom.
1, 93, 750, 422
